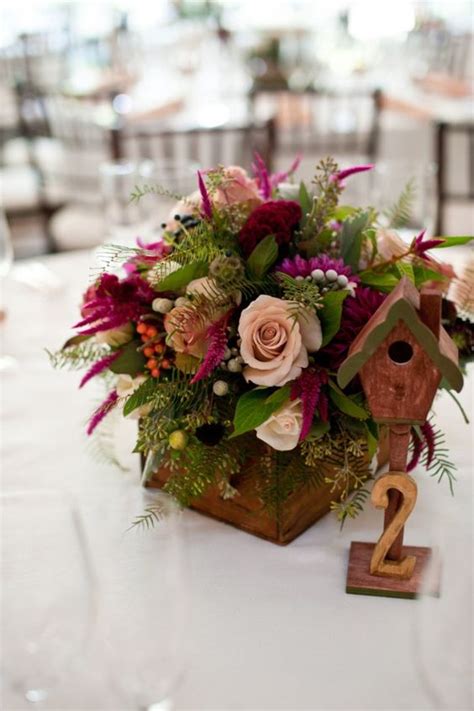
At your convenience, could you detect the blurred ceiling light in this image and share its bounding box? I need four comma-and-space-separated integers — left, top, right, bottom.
112, 93, 133, 114
349, 0, 415, 40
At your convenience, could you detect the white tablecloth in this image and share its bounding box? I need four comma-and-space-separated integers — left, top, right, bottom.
2, 250, 472, 711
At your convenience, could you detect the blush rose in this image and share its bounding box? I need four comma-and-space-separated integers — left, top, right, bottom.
238, 295, 322, 387
255, 398, 303, 451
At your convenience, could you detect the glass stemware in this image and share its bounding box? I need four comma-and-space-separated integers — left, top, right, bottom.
0, 489, 97, 709
96, 487, 188, 711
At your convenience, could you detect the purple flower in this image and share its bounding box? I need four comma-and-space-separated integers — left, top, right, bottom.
79, 351, 121, 389
198, 170, 212, 219
190, 313, 230, 384
330, 163, 374, 188
277, 255, 355, 280
411, 229, 445, 258
252, 152, 271, 199
75, 273, 155, 336
290, 367, 329, 441
86, 390, 118, 435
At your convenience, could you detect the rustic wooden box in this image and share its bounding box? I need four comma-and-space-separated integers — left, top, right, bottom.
146, 435, 389, 544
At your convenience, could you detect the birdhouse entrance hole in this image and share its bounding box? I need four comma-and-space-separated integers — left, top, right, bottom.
388, 341, 414, 364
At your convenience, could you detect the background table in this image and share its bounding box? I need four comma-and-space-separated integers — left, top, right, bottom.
1, 249, 472, 710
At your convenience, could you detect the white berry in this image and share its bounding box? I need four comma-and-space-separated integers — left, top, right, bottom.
213, 380, 229, 396
337, 274, 349, 287
175, 296, 190, 307
227, 358, 243, 373
152, 297, 173, 313
311, 269, 325, 282
325, 269, 338, 282
295, 275, 304, 281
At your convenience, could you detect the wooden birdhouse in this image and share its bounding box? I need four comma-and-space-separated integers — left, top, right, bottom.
337, 277, 463, 423
338, 277, 463, 599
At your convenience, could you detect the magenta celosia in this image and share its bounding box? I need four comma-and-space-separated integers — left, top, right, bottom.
79, 350, 121, 389
411, 229, 445, 258
290, 367, 329, 441
277, 254, 355, 280
191, 313, 230, 384
86, 390, 118, 435
252, 152, 271, 200
407, 421, 436, 472
198, 170, 212, 219
124, 238, 172, 275
74, 273, 155, 335
317, 286, 385, 369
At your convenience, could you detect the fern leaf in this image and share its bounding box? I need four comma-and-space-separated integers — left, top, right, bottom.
384, 178, 417, 228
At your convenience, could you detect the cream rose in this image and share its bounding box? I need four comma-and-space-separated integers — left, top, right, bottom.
238, 295, 322, 387
212, 166, 262, 209
165, 190, 201, 231
116, 374, 152, 419
96, 322, 133, 347
255, 398, 303, 451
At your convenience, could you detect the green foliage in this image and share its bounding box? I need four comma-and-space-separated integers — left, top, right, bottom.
298, 181, 312, 223
319, 290, 349, 347
395, 260, 415, 283
123, 377, 158, 416
130, 183, 184, 204
384, 178, 416, 228
47, 342, 109, 370
153, 261, 208, 291
128, 502, 167, 531
328, 380, 369, 420
358, 270, 400, 292
299, 157, 342, 248
231, 385, 291, 438
330, 486, 371, 529
90, 244, 141, 279
422, 424, 457, 495
109, 340, 146, 376
430, 236, 474, 248
278, 273, 323, 314
246, 235, 278, 279
339, 210, 371, 270
413, 264, 446, 288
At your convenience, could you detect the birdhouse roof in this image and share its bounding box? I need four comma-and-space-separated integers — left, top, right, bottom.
337, 277, 463, 392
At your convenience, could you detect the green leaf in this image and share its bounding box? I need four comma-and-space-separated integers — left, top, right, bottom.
431, 236, 474, 248
155, 261, 208, 292
123, 377, 157, 416
230, 384, 291, 438
328, 379, 369, 420
333, 205, 358, 221
412, 264, 447, 288
140, 447, 166, 485
395, 260, 415, 283
298, 181, 312, 220
358, 270, 400, 292
340, 211, 370, 270
246, 235, 278, 279
319, 290, 349, 347
174, 352, 200, 374
307, 420, 331, 439
62, 334, 91, 349
109, 340, 146, 376
364, 419, 379, 460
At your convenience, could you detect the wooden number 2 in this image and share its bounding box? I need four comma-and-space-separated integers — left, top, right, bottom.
370, 472, 418, 580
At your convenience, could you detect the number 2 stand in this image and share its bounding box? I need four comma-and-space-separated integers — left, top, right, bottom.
337, 278, 463, 599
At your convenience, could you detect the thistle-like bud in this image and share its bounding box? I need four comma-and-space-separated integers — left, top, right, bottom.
209, 255, 245, 284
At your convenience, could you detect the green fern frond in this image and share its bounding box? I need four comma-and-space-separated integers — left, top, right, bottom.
47, 342, 110, 370
128, 503, 167, 531
130, 183, 185, 204
422, 425, 457, 495
384, 178, 417, 228
330, 485, 371, 529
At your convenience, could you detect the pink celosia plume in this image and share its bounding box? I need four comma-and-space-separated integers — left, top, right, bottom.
290, 367, 329, 441
79, 351, 121, 389
190, 313, 230, 384
86, 390, 118, 435
198, 170, 212, 219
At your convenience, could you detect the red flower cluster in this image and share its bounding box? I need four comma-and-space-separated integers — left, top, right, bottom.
238, 200, 302, 256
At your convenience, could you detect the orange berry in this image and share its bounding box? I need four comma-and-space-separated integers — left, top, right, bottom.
146, 326, 158, 338
151, 368, 160, 378
143, 347, 154, 357
161, 359, 171, 369
154, 343, 165, 354
147, 358, 157, 369
137, 323, 147, 334
141, 334, 148, 342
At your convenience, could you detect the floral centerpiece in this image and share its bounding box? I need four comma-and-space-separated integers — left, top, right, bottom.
51, 157, 472, 537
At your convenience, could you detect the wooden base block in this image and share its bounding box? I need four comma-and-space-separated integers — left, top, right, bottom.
346, 541, 440, 599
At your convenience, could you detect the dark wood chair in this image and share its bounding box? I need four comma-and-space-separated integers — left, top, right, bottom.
434, 121, 474, 235
248, 87, 381, 163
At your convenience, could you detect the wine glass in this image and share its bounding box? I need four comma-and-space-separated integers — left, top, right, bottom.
0, 209, 17, 371
0, 489, 97, 709
96, 487, 188, 710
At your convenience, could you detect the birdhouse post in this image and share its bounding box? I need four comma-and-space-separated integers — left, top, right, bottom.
338, 277, 463, 598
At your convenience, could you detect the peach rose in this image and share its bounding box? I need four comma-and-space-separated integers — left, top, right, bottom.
255, 398, 303, 451
212, 166, 262, 209
164, 305, 209, 358
166, 190, 201, 231
238, 295, 322, 387
375, 229, 408, 262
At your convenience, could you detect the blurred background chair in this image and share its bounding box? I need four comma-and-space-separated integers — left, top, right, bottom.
435, 120, 474, 235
